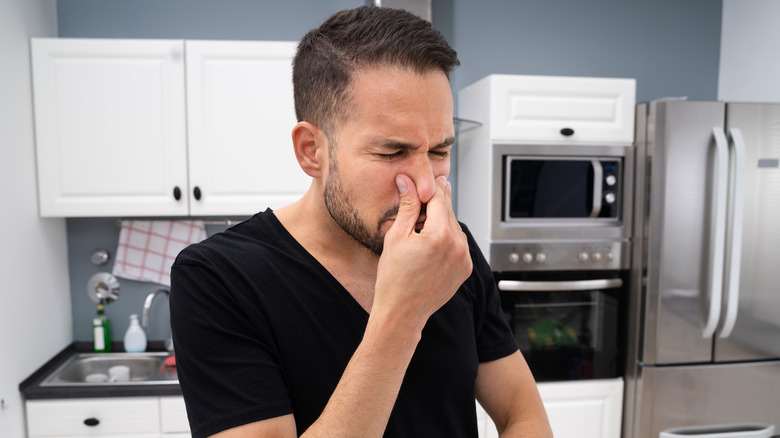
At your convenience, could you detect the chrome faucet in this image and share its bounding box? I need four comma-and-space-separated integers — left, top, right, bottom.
142, 287, 174, 352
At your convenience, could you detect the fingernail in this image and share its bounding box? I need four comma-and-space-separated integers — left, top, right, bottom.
437, 176, 449, 187
396, 176, 408, 194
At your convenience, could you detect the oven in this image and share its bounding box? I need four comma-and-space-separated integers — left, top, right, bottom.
493, 269, 628, 382
459, 143, 634, 382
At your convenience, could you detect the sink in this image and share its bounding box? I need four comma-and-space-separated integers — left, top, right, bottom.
41, 352, 177, 386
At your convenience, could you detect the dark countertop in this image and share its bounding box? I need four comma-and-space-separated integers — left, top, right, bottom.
19, 341, 182, 400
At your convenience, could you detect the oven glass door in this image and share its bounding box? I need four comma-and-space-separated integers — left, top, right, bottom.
495, 271, 627, 382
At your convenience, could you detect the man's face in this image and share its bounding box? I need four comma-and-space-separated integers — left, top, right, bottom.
322, 66, 455, 255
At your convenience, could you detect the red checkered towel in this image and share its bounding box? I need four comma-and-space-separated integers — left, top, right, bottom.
112, 220, 207, 286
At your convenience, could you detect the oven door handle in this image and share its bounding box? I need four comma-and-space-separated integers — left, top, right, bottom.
497, 278, 623, 292
590, 160, 603, 218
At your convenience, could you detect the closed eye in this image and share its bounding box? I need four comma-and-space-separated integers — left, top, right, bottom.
374, 151, 406, 160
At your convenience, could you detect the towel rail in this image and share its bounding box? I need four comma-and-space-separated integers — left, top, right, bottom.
114, 219, 246, 227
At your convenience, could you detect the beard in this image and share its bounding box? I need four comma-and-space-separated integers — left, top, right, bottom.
323, 154, 397, 256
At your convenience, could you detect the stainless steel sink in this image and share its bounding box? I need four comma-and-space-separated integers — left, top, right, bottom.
41, 352, 177, 386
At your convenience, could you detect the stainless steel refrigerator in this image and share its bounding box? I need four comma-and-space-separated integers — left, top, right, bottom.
624, 101, 780, 438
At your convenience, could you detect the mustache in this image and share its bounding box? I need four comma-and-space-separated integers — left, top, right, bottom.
377, 203, 427, 228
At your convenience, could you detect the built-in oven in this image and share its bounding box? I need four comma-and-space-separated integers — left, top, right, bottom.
493, 269, 628, 382
459, 143, 634, 382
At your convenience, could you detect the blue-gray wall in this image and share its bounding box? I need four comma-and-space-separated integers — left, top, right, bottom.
58, 0, 722, 342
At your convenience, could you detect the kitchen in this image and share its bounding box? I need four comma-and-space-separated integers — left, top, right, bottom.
2, 0, 778, 437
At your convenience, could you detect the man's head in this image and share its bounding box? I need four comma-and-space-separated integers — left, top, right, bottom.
292, 6, 459, 139
291, 7, 459, 255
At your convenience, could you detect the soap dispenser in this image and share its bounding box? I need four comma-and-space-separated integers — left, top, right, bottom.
123, 314, 147, 353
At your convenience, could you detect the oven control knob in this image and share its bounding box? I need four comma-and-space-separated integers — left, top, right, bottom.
592, 252, 602, 262
578, 252, 589, 262
509, 253, 520, 264
605, 174, 617, 186
535, 253, 546, 263
604, 192, 616, 204
522, 253, 534, 263
606, 252, 614, 262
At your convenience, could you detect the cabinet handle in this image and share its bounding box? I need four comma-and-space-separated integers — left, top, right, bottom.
193, 186, 202, 201
560, 127, 575, 136
83, 417, 100, 427
173, 186, 182, 201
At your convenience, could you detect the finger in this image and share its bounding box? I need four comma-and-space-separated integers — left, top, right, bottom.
422, 176, 455, 229
389, 174, 421, 235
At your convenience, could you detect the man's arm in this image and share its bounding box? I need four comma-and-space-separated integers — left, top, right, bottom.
475, 351, 553, 437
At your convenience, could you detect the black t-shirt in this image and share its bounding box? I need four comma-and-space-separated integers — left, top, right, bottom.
170, 209, 517, 438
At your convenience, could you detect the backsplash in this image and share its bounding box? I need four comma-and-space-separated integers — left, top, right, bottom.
66, 217, 239, 342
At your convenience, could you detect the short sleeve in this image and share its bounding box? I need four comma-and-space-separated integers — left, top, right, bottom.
462, 225, 519, 362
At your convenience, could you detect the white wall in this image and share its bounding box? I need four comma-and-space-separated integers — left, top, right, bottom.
718, 0, 780, 102
0, 1, 72, 436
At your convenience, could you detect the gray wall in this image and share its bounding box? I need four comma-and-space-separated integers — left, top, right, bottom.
58, 0, 723, 341
448, 0, 721, 103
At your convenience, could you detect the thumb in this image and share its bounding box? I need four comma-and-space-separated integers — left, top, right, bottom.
392, 174, 421, 233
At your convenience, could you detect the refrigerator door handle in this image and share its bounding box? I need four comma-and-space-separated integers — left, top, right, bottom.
590, 160, 603, 218
719, 127, 746, 338
703, 127, 729, 338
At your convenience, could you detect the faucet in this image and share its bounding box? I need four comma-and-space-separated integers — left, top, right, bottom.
142, 287, 174, 353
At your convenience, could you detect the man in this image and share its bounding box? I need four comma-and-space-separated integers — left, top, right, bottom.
170, 6, 552, 438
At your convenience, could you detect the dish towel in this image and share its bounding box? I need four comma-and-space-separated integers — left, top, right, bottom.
112, 220, 207, 287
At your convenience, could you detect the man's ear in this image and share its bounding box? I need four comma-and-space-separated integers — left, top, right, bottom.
291, 121, 327, 178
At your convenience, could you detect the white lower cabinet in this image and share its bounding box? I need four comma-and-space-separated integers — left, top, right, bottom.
26, 396, 190, 437
159, 397, 190, 436
477, 378, 623, 438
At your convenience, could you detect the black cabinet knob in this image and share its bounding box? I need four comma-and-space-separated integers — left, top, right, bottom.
560, 128, 575, 136
83, 417, 100, 427
193, 186, 202, 201
173, 186, 182, 201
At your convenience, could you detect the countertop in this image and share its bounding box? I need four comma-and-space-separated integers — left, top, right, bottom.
19, 341, 182, 400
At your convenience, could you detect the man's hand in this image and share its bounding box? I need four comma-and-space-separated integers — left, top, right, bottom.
372, 174, 473, 331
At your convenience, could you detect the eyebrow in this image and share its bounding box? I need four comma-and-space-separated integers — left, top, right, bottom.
373, 136, 456, 151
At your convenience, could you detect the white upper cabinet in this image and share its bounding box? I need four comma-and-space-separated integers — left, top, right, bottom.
185, 40, 309, 215
32, 39, 189, 217
459, 74, 636, 145
31, 38, 309, 217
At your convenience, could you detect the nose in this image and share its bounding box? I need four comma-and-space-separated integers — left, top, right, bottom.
407, 158, 437, 203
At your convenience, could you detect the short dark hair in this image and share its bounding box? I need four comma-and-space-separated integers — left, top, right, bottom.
292, 6, 459, 137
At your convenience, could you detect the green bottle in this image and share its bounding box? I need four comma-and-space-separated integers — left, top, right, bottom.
92, 305, 112, 353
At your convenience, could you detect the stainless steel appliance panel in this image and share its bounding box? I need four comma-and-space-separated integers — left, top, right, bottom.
642, 101, 726, 365
715, 103, 780, 362
632, 361, 780, 438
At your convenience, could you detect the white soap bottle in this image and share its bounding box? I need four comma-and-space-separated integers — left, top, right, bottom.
123, 314, 147, 353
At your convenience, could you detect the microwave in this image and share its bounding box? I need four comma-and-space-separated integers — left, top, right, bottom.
504, 156, 621, 222
460, 144, 634, 272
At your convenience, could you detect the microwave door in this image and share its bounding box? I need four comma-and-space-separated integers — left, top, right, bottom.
505, 158, 596, 220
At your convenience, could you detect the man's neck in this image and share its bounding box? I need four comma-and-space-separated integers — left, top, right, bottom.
274, 191, 380, 312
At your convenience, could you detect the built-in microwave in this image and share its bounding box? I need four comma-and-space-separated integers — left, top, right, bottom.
468, 144, 634, 272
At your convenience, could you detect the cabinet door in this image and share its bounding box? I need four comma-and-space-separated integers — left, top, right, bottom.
160, 396, 190, 434
487, 75, 635, 145
537, 378, 623, 438
26, 397, 160, 437
31, 39, 189, 217
186, 40, 310, 216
